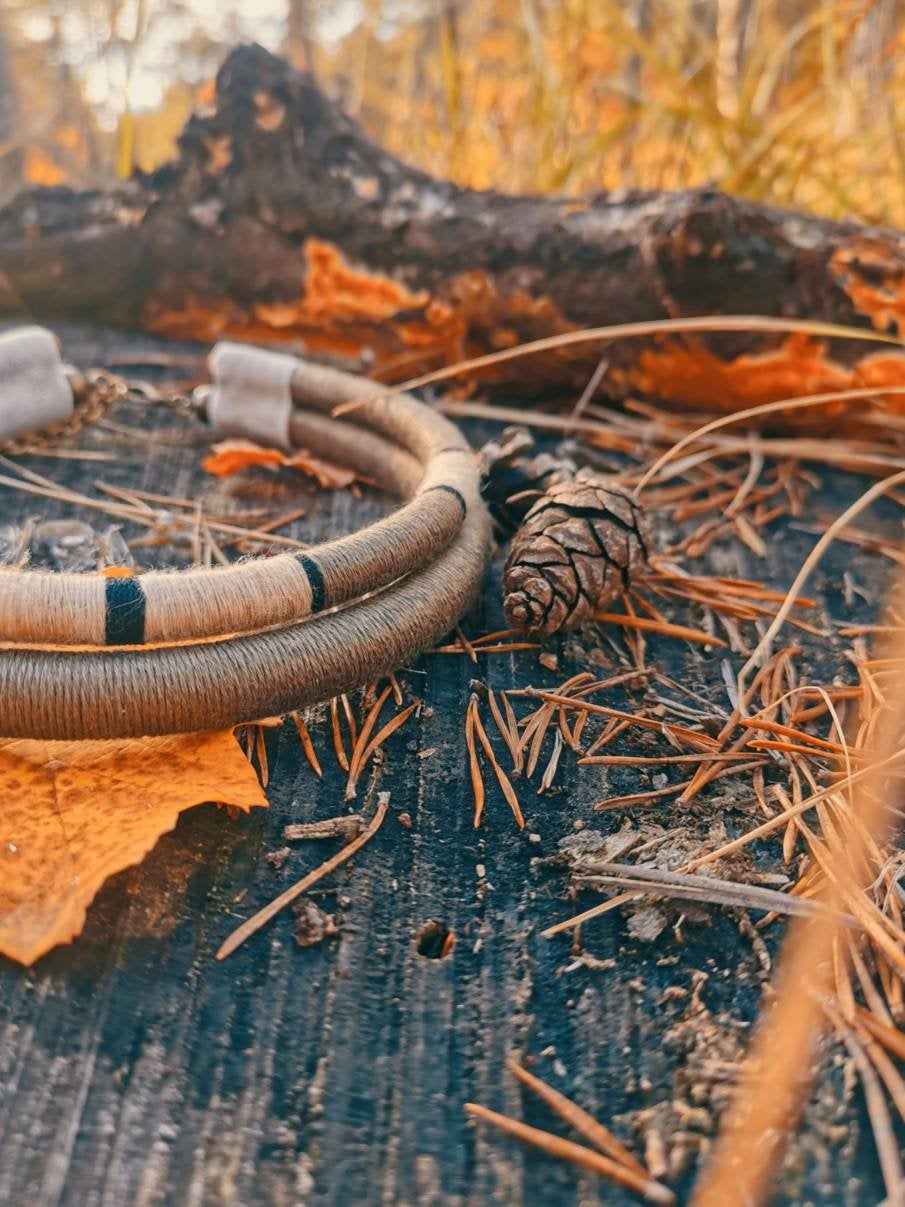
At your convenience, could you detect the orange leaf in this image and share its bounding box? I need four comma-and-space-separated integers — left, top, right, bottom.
0, 729, 268, 965
202, 438, 357, 488
202, 439, 286, 476
286, 451, 357, 489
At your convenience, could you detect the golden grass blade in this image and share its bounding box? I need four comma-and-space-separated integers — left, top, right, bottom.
332, 318, 902, 416
690, 609, 905, 1205
635, 387, 905, 495
737, 469, 905, 709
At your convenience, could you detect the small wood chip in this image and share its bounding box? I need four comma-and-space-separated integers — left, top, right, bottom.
217, 797, 388, 960
283, 816, 363, 842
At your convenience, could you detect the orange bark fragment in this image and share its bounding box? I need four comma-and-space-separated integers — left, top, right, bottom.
0, 729, 268, 965
145, 236, 905, 417
145, 249, 571, 381
293, 238, 430, 324
202, 437, 357, 488
830, 238, 905, 336
614, 333, 905, 415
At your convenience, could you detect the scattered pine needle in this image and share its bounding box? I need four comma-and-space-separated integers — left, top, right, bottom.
217, 795, 388, 960
736, 468, 905, 709
466, 695, 485, 828
464, 1102, 675, 1206
690, 613, 905, 1205
595, 759, 766, 810
340, 693, 358, 747
539, 729, 564, 793
291, 712, 323, 778
431, 641, 540, 655
456, 625, 479, 663
344, 700, 418, 800
527, 690, 720, 752
487, 688, 523, 775
738, 716, 849, 753
571, 863, 855, 926
471, 694, 525, 828
330, 696, 350, 772
635, 386, 905, 495
507, 1058, 648, 1177
365, 316, 903, 408
254, 724, 269, 788
593, 611, 727, 648
345, 685, 393, 797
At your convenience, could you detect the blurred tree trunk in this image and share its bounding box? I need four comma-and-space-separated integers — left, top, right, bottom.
0, 42, 904, 407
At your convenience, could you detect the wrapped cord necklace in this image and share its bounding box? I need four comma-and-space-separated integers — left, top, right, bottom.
0, 327, 491, 740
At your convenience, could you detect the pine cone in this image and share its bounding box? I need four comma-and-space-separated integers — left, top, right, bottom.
503, 469, 650, 636
479, 426, 577, 533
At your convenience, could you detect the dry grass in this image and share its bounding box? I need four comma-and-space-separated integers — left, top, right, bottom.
325, 0, 905, 228
5, 2, 905, 229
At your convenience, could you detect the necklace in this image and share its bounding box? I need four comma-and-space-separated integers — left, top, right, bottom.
0, 327, 490, 739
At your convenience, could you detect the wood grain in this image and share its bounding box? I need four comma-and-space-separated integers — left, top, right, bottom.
0, 324, 894, 1205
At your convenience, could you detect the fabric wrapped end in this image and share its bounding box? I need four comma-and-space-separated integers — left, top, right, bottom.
207, 341, 298, 450
0, 326, 74, 442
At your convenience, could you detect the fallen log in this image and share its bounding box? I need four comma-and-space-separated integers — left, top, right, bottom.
2, 42, 905, 405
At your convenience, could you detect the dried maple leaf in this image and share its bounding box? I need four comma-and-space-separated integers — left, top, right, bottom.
0, 729, 268, 965
202, 438, 357, 488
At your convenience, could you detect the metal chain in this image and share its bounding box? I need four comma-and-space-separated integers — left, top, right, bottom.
0, 369, 199, 457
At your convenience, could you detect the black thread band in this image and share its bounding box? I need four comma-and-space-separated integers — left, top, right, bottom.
297, 553, 326, 612
105, 575, 146, 645
427, 484, 467, 517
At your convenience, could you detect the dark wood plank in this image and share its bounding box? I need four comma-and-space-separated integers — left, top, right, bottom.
0, 324, 896, 1206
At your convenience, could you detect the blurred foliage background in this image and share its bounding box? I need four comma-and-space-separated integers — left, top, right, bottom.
0, 0, 903, 227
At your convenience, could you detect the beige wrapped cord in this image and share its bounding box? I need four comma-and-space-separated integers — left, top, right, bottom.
0, 349, 474, 646
0, 343, 491, 738
0, 470, 490, 739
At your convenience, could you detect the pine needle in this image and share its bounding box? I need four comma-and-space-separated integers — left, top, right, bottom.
471, 697, 525, 828
345, 685, 393, 797
291, 711, 323, 778
464, 1102, 675, 1206
466, 695, 485, 828
348, 317, 903, 410
488, 688, 523, 775
346, 697, 418, 800
217, 796, 388, 960
592, 611, 727, 647
330, 696, 350, 772
507, 1058, 649, 1177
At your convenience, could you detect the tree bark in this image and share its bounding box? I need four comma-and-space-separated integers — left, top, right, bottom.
1, 42, 905, 405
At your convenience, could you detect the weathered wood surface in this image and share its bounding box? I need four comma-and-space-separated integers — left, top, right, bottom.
0, 324, 899, 1206
2, 45, 905, 409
